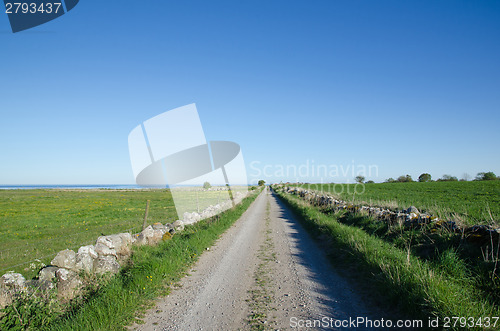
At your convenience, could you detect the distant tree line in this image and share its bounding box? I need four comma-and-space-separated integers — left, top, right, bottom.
354, 176, 375, 184
381, 171, 498, 183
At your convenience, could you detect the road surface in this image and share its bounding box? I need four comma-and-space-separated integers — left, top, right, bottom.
133, 188, 382, 330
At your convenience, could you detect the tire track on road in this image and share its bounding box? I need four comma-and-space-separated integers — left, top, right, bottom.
134, 188, 378, 330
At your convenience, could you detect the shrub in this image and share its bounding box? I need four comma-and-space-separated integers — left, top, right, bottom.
397, 175, 413, 183
438, 175, 458, 182
355, 176, 365, 184
418, 173, 432, 182
475, 172, 498, 181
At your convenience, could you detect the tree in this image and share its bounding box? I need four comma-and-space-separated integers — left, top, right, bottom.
355, 176, 365, 183
203, 181, 211, 189
397, 175, 413, 183
258, 180, 266, 186
475, 172, 497, 181
366, 180, 375, 184
438, 174, 458, 182
385, 178, 396, 183
418, 173, 432, 182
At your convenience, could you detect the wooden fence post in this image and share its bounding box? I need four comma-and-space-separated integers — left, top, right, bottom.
142, 200, 150, 230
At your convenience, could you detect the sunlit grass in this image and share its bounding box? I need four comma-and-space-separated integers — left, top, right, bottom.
0, 189, 177, 278
44, 189, 261, 330
296, 181, 500, 225
276, 189, 500, 329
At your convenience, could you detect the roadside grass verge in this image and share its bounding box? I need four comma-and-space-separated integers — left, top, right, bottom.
326, 210, 500, 305
1, 189, 261, 330
275, 189, 500, 329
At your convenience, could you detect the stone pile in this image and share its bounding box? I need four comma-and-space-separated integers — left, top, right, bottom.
182, 191, 247, 224
281, 186, 500, 244
0, 221, 177, 308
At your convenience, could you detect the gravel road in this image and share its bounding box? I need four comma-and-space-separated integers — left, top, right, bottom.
133, 188, 382, 330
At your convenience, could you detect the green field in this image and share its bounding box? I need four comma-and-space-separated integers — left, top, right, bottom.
0, 189, 262, 330
298, 181, 500, 225
0, 189, 177, 279
275, 189, 500, 328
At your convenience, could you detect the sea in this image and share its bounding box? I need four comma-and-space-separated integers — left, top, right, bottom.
0, 185, 164, 190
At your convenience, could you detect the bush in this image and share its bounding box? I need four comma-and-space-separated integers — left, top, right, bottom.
475, 172, 498, 181
438, 175, 458, 182
418, 173, 432, 182
203, 182, 211, 189
397, 175, 413, 183
355, 176, 365, 184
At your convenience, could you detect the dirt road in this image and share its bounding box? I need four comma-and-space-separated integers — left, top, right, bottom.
134, 188, 379, 330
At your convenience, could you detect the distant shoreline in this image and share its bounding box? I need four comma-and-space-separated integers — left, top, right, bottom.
0, 184, 253, 190
0, 185, 149, 190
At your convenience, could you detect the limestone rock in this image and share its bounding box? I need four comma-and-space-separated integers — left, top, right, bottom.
0, 272, 26, 308
408, 213, 418, 220
93, 255, 121, 275
38, 266, 59, 290
135, 225, 154, 246
164, 223, 175, 232
406, 206, 419, 214
182, 212, 200, 224
152, 222, 166, 231
78, 245, 98, 259
51, 249, 77, 271
151, 229, 165, 245
56, 268, 82, 301
135, 226, 165, 246
75, 245, 97, 274
173, 220, 185, 231
95, 233, 133, 261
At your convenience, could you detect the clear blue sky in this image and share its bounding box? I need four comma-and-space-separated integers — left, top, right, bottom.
1, 0, 499, 185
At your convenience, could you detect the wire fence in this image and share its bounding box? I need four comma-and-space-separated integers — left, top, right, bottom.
0, 216, 176, 275
0, 187, 251, 277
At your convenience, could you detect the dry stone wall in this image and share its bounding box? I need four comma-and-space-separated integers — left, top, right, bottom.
279, 186, 500, 245
0, 192, 248, 309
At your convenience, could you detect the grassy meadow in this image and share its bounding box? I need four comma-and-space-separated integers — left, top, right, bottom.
275, 188, 500, 329
0, 189, 177, 279
0, 189, 262, 330
297, 181, 500, 225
